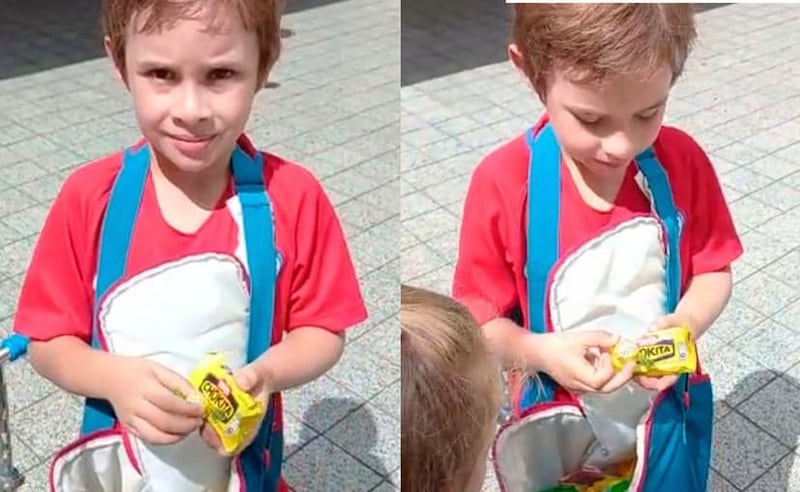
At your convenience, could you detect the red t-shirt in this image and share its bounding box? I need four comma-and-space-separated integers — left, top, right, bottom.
453, 118, 743, 326
14, 137, 365, 490
14, 138, 367, 342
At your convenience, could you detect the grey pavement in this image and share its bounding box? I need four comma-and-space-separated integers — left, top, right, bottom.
401, 2, 800, 491
0, 0, 399, 490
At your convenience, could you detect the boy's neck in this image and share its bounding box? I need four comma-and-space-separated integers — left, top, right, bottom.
150, 149, 231, 210
564, 153, 629, 212
148, 148, 232, 234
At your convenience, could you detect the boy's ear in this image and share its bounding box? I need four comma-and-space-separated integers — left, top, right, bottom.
104, 36, 129, 90
508, 43, 546, 103
508, 43, 525, 73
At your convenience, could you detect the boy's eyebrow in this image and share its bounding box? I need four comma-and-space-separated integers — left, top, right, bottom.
133, 58, 246, 69
567, 98, 668, 116
637, 98, 668, 112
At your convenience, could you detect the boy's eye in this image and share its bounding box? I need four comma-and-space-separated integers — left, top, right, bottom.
636, 110, 660, 121
148, 69, 174, 81
577, 115, 600, 126
210, 69, 236, 81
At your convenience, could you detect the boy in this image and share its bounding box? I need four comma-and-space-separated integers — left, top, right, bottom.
12, 1, 367, 491
453, 4, 742, 491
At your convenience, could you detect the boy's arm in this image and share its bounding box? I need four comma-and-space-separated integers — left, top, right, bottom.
28, 336, 120, 400
673, 267, 733, 340
13, 170, 107, 394
250, 327, 344, 392
453, 155, 520, 331
246, 172, 366, 392
677, 133, 743, 338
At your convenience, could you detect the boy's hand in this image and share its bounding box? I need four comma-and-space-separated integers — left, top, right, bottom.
106, 357, 205, 445
200, 363, 271, 456
633, 313, 693, 392
529, 331, 636, 394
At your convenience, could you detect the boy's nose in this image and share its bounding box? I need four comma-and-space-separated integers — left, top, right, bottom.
601, 133, 636, 164
173, 84, 212, 125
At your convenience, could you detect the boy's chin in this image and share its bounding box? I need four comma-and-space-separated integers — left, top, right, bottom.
156, 148, 225, 175
576, 157, 630, 177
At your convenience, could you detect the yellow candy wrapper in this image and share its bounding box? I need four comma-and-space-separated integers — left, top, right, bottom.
187, 353, 266, 454
611, 325, 697, 376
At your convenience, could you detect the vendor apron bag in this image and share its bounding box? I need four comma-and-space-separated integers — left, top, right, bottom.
491, 124, 713, 492
47, 143, 283, 491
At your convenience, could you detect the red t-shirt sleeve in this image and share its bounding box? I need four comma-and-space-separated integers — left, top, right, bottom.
286, 174, 367, 333
12, 167, 106, 343
682, 133, 744, 275
452, 152, 520, 325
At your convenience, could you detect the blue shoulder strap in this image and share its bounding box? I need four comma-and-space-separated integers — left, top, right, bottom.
634, 147, 683, 313
82, 144, 150, 434
230, 146, 281, 491
82, 144, 278, 437
522, 123, 683, 406
231, 145, 277, 364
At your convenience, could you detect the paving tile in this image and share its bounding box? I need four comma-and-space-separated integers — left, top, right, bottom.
707, 297, 768, 343
0, 188, 37, 218
283, 436, 384, 492
746, 452, 800, 492
407, 263, 455, 296
16, 461, 49, 492
401, 242, 447, 281
731, 318, 800, 372
765, 250, 800, 293
700, 340, 778, 406
720, 166, 774, 195
11, 391, 83, 459
400, 207, 459, 243
733, 271, 799, 317
326, 403, 399, 477
712, 410, 789, 490
729, 195, 782, 230
707, 469, 739, 492
355, 316, 399, 368
326, 331, 401, 402
283, 375, 363, 434
738, 375, 800, 449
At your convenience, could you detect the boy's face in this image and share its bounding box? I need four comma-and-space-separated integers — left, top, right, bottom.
511, 45, 673, 181
111, 5, 262, 175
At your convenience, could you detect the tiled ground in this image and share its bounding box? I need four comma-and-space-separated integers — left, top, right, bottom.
401, 2, 800, 491
0, 0, 399, 490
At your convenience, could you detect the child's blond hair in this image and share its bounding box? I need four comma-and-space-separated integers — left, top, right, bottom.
102, 0, 282, 82
512, 4, 696, 93
401, 284, 502, 492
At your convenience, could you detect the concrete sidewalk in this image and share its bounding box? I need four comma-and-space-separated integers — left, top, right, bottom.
401, 3, 800, 491
0, 0, 399, 490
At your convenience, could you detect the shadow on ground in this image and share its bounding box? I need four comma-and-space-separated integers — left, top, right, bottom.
711, 370, 798, 491
0, 0, 351, 81
401, 1, 734, 87
286, 398, 389, 490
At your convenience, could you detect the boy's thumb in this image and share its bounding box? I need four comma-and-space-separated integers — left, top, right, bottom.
234, 366, 260, 392
577, 330, 620, 350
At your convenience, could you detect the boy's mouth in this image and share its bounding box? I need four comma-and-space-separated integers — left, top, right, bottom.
168, 133, 217, 157
170, 134, 216, 143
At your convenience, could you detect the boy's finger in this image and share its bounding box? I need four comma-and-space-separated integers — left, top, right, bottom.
575, 330, 620, 350
600, 362, 635, 393
129, 415, 185, 445
153, 366, 197, 397
140, 402, 203, 436
573, 357, 615, 391
148, 385, 205, 418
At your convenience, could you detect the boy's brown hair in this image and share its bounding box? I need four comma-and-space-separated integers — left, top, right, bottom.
401, 284, 502, 492
101, 0, 282, 83
512, 4, 697, 93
